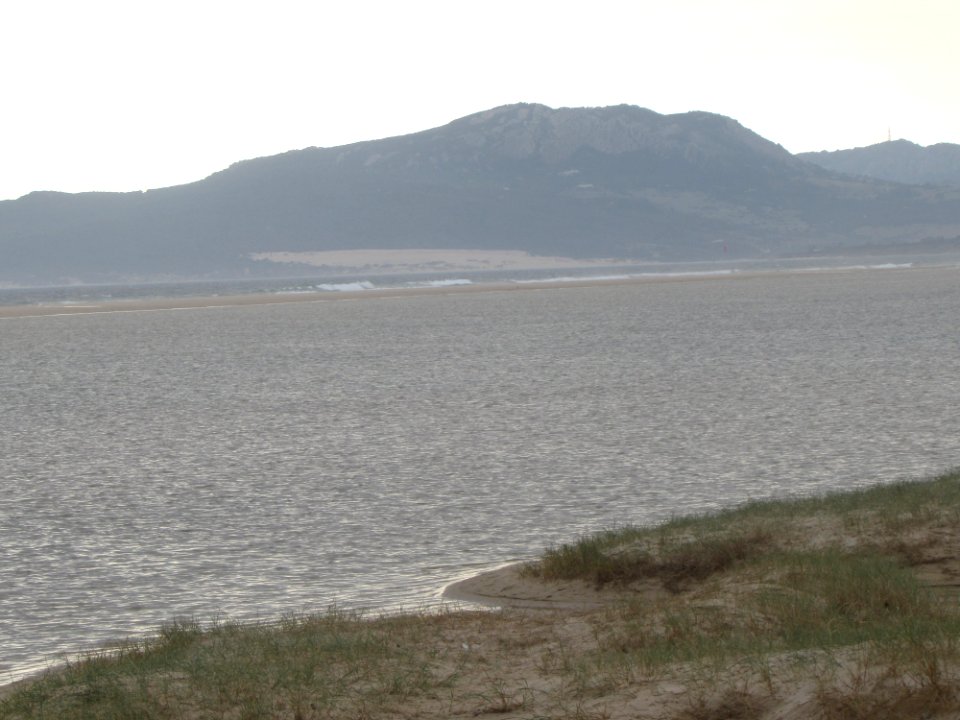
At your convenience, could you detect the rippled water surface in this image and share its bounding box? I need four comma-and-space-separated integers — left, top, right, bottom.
3, 266, 960, 679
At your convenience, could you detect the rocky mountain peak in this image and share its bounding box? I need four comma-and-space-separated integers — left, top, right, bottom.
440, 103, 793, 166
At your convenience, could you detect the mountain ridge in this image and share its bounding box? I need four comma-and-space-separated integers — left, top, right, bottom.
799, 139, 960, 187
3, 103, 960, 284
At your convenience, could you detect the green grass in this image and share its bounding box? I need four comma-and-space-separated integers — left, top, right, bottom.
526, 469, 960, 589
525, 525, 773, 592
595, 549, 960, 668
0, 609, 447, 720
527, 469, 960, 715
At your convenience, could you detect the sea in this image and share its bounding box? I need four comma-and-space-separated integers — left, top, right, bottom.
2, 257, 960, 682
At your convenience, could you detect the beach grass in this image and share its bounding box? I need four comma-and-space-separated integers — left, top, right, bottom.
0, 607, 472, 719
4, 469, 960, 719
527, 469, 960, 587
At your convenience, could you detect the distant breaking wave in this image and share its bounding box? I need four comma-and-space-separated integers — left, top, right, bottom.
314, 281, 377, 292
515, 274, 633, 284
317, 278, 475, 292
514, 270, 737, 285
410, 278, 474, 288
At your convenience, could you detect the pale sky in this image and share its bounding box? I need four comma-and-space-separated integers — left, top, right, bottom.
2, 0, 957, 201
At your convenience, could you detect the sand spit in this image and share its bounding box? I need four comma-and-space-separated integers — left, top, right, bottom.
0, 274, 677, 319
442, 562, 669, 611
0, 283, 496, 318
0, 263, 925, 319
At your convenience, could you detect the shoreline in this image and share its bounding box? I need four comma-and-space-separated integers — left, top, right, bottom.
5, 471, 960, 718
0, 559, 627, 691
441, 562, 661, 610
0, 262, 932, 319
0, 562, 620, 695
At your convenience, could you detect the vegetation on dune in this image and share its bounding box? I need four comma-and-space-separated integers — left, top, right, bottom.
4, 469, 960, 719
528, 469, 960, 589
1, 610, 459, 720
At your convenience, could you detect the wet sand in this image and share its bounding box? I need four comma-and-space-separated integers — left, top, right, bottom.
442, 562, 666, 610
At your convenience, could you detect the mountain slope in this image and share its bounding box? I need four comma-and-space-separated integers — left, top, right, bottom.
799, 140, 960, 187
3, 104, 960, 284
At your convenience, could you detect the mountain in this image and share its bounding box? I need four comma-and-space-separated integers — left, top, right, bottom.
799, 140, 960, 187
3, 103, 960, 284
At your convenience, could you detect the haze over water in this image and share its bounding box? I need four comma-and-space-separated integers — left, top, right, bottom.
3, 265, 960, 680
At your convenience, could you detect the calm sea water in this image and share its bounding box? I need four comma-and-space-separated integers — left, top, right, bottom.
2, 265, 960, 680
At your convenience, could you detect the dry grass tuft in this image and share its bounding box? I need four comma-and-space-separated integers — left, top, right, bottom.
816, 658, 960, 720
675, 688, 768, 720
530, 528, 772, 593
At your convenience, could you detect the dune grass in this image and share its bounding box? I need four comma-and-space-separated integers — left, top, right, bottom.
527, 469, 960, 589
4, 469, 960, 719
527, 469, 960, 717
594, 549, 960, 666
0, 608, 461, 720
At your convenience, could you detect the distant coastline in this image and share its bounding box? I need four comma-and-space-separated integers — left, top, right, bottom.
0, 260, 936, 319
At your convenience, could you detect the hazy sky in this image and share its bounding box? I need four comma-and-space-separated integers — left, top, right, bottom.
2, 0, 957, 200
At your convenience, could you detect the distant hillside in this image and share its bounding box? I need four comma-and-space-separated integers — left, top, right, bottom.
3, 103, 960, 284
799, 140, 960, 187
